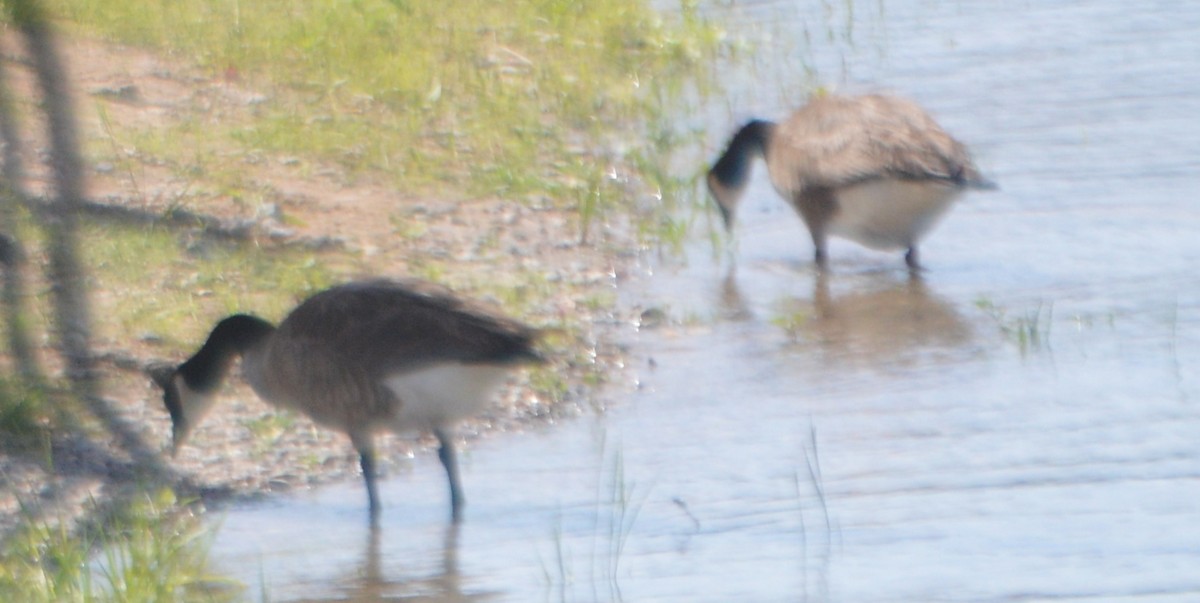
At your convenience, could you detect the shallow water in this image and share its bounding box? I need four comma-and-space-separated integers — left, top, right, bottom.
208, 1, 1200, 601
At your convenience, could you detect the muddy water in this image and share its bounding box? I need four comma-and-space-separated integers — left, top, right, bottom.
207, 1, 1200, 601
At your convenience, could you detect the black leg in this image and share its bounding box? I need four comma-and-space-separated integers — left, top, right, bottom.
797, 189, 834, 271
360, 450, 381, 525
814, 247, 829, 270
905, 246, 922, 271
434, 427, 464, 523
353, 433, 381, 525
810, 224, 830, 271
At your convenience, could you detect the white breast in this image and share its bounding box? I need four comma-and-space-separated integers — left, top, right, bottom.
382, 363, 511, 431
829, 178, 962, 250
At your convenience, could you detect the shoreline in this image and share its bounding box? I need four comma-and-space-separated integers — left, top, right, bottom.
0, 32, 647, 537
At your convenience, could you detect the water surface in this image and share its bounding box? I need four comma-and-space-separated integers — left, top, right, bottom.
209, 1, 1200, 601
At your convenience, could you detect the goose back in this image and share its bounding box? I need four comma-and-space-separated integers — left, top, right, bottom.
766, 94, 988, 197
255, 279, 542, 432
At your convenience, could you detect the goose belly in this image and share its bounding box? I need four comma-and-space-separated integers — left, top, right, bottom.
829, 179, 962, 250
382, 363, 511, 430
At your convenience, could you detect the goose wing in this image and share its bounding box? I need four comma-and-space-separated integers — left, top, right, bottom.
256, 279, 540, 424
276, 279, 541, 377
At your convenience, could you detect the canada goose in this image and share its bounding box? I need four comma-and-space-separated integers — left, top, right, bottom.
153, 278, 544, 523
707, 93, 996, 269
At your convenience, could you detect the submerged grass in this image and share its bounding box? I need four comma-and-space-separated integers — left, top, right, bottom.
975, 298, 1053, 354
795, 423, 834, 600
539, 441, 649, 602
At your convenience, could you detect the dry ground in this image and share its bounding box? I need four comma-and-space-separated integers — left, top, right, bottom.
0, 31, 646, 534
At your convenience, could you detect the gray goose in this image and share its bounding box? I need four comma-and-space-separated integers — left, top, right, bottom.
707, 93, 995, 269
153, 278, 544, 523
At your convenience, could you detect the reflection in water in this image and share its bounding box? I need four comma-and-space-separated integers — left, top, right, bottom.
717, 266, 755, 321
285, 525, 479, 603
722, 268, 976, 367
804, 273, 976, 366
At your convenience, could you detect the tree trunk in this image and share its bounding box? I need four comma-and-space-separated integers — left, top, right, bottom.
10, 0, 95, 389
0, 45, 42, 381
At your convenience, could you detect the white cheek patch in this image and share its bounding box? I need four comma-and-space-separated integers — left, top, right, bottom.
382, 363, 511, 431
173, 373, 218, 442
830, 179, 962, 250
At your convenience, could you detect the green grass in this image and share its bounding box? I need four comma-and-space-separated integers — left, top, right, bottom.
539, 443, 649, 601
77, 219, 334, 351
0, 378, 50, 454
1, 0, 724, 596
771, 301, 810, 341
0, 200, 335, 356
45, 0, 721, 236
975, 297, 1053, 354
241, 411, 298, 455
0, 489, 238, 603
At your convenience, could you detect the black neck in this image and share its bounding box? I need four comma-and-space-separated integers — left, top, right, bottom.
178, 314, 275, 393
710, 119, 774, 189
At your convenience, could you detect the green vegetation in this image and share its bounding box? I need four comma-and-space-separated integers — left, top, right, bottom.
0, 384, 56, 518
0, 489, 237, 602
80, 221, 334, 349
0, 377, 230, 601
975, 297, 1053, 354
772, 308, 809, 341
771, 296, 811, 341
1, 0, 724, 597
6, 208, 335, 353
540, 445, 649, 600
46, 0, 720, 228
241, 411, 297, 455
